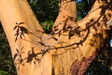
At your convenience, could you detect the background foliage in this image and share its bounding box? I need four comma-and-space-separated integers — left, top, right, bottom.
0, 25, 17, 75
0, 0, 112, 75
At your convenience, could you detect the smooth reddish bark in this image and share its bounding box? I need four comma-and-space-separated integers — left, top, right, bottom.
0, 0, 112, 75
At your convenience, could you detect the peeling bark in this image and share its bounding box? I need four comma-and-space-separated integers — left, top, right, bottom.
70, 52, 97, 75
0, 0, 112, 75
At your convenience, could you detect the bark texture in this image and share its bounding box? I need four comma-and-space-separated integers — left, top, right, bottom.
0, 0, 112, 75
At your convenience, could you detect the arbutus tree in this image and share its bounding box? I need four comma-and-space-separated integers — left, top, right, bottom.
0, 0, 112, 75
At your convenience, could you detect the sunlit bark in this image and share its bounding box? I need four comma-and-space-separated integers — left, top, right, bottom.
52, 0, 112, 75
0, 0, 48, 75
0, 0, 112, 75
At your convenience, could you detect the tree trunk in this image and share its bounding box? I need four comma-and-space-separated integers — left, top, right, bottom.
0, 0, 112, 75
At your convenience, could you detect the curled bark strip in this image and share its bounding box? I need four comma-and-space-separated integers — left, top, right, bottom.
70, 52, 97, 75
106, 19, 112, 28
